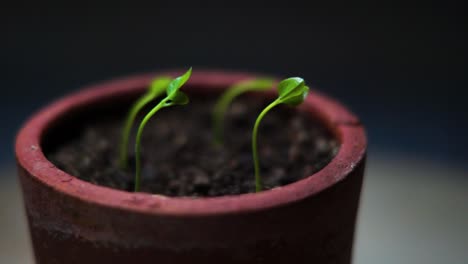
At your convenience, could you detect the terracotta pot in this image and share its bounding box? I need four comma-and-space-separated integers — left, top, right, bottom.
16, 70, 366, 264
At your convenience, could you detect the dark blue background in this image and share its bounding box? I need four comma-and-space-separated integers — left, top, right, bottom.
2, 3, 467, 170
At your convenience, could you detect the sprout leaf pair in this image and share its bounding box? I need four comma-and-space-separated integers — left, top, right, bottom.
251, 77, 309, 191
118, 77, 172, 169
120, 68, 192, 192
213, 76, 309, 192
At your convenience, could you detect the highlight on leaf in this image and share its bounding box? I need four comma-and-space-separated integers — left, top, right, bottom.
251, 77, 310, 192
133, 68, 192, 192
277, 77, 309, 106
212, 78, 275, 145
166, 67, 192, 97
118, 76, 172, 169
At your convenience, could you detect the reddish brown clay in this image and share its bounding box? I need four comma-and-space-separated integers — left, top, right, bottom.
16, 70, 366, 264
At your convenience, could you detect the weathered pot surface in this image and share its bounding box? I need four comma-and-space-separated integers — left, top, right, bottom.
16, 70, 366, 264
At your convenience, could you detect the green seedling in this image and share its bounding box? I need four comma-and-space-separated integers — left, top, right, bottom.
212, 78, 275, 145
251, 77, 309, 192
119, 76, 172, 169
134, 68, 192, 192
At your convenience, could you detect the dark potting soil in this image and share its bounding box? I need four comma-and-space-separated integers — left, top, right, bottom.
48, 96, 339, 197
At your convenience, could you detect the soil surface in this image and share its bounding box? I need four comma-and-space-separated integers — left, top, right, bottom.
48, 96, 339, 197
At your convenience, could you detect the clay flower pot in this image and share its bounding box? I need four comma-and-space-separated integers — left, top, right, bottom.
16, 70, 366, 264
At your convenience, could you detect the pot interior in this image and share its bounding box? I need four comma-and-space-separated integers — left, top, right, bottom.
41, 85, 340, 196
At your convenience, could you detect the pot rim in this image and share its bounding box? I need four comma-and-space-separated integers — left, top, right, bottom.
15, 69, 366, 216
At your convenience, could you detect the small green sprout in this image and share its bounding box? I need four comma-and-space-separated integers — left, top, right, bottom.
251, 77, 309, 192
119, 76, 172, 169
212, 78, 275, 145
134, 68, 192, 192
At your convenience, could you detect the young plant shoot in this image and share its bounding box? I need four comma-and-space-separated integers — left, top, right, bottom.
212, 78, 275, 145
119, 76, 172, 169
134, 68, 192, 192
251, 77, 309, 192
